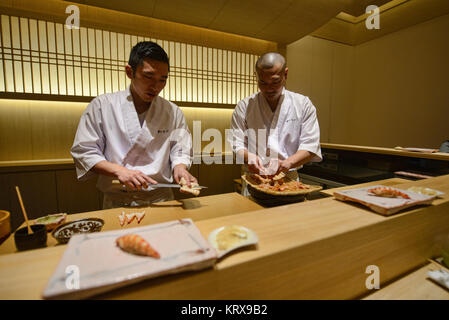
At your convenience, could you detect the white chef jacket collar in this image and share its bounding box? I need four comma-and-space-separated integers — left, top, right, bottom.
260, 87, 286, 113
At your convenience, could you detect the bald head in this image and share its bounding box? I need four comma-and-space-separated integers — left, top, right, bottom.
255, 52, 286, 72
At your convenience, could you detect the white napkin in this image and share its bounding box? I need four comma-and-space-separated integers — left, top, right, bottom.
427, 269, 449, 289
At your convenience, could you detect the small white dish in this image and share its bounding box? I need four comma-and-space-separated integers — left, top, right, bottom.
208, 225, 258, 259
407, 186, 445, 197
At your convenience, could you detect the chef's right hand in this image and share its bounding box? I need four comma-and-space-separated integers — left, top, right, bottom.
247, 154, 266, 175
116, 167, 157, 191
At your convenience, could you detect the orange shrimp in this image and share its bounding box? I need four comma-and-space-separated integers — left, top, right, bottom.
116, 234, 160, 258
368, 187, 410, 199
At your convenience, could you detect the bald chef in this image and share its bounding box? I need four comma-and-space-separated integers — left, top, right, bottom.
228, 52, 322, 195
71, 41, 197, 208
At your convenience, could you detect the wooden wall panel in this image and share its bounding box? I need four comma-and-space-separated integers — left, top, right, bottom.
287, 36, 342, 143
0, 100, 33, 161
0, 100, 236, 162
0, 99, 86, 161
181, 107, 234, 154
55, 169, 101, 214
198, 162, 241, 197
29, 101, 85, 159
5, 171, 58, 230
0, 174, 10, 213
351, 13, 449, 148
288, 14, 449, 149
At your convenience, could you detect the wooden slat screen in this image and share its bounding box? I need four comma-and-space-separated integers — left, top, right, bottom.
0, 14, 259, 104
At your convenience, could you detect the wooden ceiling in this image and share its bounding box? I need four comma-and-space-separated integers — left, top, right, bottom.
68, 0, 449, 45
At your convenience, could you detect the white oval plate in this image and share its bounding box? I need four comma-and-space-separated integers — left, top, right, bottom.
407, 186, 445, 197
208, 225, 259, 259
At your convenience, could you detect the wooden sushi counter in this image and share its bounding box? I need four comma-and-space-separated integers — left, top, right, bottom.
0, 175, 448, 299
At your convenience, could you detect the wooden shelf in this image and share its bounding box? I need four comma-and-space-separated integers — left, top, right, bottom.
321, 143, 449, 161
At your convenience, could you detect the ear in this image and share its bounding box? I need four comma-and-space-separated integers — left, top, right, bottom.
284, 67, 288, 80
125, 65, 134, 80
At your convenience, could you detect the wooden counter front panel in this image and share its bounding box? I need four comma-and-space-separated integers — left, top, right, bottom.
1, 176, 448, 299
97, 199, 449, 299
56, 169, 102, 214
1, 171, 58, 230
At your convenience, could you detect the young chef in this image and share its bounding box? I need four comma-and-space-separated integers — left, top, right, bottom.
71, 41, 197, 208
228, 52, 322, 195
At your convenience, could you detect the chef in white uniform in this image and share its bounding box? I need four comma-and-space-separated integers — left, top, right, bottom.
71, 41, 197, 208
228, 52, 322, 195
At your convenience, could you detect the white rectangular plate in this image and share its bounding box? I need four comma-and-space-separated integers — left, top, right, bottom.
43, 218, 217, 299
333, 185, 436, 216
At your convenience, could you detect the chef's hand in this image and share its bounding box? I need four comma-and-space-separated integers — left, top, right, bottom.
116, 167, 157, 191
173, 164, 197, 189
275, 159, 294, 175
261, 158, 293, 176
248, 154, 266, 175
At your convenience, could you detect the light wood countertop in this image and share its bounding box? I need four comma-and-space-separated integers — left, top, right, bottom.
0, 159, 74, 167
0, 175, 448, 299
0, 153, 235, 168
320, 177, 410, 196
2, 143, 448, 169
0, 192, 262, 255
363, 263, 449, 300
321, 143, 449, 161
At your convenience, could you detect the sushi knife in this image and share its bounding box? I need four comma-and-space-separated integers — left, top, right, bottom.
111, 180, 207, 190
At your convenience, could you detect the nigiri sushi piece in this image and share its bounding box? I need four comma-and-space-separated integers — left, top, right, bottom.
136, 211, 145, 224
368, 187, 410, 199
126, 213, 136, 224
118, 211, 126, 226
116, 234, 160, 258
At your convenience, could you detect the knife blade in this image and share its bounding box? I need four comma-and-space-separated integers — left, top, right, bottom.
147, 183, 208, 189
111, 180, 207, 191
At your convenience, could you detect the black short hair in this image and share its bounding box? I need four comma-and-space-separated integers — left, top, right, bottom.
128, 41, 170, 74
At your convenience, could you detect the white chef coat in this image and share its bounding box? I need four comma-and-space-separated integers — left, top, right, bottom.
229, 88, 322, 164
71, 88, 192, 207
229, 88, 322, 196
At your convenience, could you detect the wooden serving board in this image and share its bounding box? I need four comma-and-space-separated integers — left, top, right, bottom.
42, 218, 217, 299
333, 185, 436, 216
242, 174, 323, 196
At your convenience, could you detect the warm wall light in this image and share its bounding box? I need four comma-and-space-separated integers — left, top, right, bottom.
0, 14, 258, 105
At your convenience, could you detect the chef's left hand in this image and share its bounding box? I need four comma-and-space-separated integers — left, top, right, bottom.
276, 159, 294, 174
173, 164, 198, 188
266, 158, 293, 175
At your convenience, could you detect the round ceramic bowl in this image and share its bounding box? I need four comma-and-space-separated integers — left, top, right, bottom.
52, 218, 104, 244
34, 213, 67, 232
0, 210, 11, 244
14, 224, 47, 251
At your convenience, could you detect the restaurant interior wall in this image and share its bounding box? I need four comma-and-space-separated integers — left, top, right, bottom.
287, 13, 449, 149
0, 1, 270, 222
351, 12, 449, 149
0, 99, 235, 161
0, 0, 278, 162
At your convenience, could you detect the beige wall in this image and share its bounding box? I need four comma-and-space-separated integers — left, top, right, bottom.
287, 13, 449, 149
2, 13, 448, 162
0, 99, 85, 161
0, 99, 233, 161
351, 13, 449, 148
286, 36, 354, 143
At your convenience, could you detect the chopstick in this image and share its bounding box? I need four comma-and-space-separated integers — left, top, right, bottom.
15, 186, 33, 234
